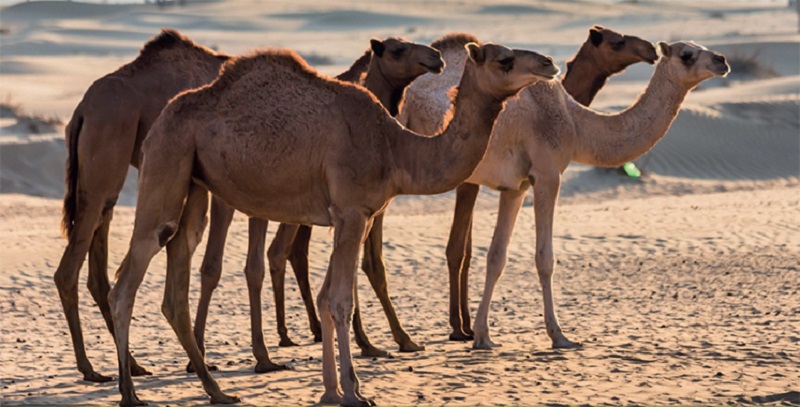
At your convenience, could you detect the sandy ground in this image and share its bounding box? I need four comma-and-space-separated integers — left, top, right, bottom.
1, 0, 799, 405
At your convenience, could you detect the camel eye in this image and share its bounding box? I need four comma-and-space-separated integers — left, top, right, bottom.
391, 48, 405, 58
498, 57, 514, 72
680, 51, 695, 65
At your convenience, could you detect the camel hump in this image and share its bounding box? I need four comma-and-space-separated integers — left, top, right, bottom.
140, 29, 195, 55
217, 48, 318, 86
431, 33, 482, 51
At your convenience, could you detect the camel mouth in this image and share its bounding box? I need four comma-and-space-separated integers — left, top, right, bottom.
533, 67, 560, 81
421, 62, 444, 74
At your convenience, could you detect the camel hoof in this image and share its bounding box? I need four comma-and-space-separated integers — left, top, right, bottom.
255, 360, 289, 373
210, 393, 241, 404
319, 390, 343, 405
120, 394, 148, 406
552, 338, 582, 349
448, 331, 474, 342
398, 341, 425, 353
130, 364, 152, 377
279, 337, 300, 347
359, 345, 390, 358
186, 362, 219, 373
83, 371, 115, 383
473, 336, 501, 350
463, 327, 475, 337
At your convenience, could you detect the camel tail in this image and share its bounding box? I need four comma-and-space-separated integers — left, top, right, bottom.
61, 112, 83, 239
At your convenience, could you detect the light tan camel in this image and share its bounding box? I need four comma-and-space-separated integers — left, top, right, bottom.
54, 29, 228, 382
399, 27, 658, 340
189, 37, 444, 372
405, 41, 729, 350
107, 43, 558, 406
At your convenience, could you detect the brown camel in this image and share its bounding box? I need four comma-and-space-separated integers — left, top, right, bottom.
405, 40, 729, 349
54, 29, 228, 382
107, 43, 558, 406
189, 37, 444, 373
399, 27, 658, 340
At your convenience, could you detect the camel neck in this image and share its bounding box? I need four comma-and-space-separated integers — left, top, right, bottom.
389, 66, 503, 195
561, 45, 611, 106
364, 59, 411, 117
336, 49, 371, 83
571, 61, 692, 166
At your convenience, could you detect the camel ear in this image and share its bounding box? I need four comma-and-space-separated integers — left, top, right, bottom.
589, 28, 603, 47
658, 41, 671, 58
465, 42, 485, 64
370, 39, 385, 57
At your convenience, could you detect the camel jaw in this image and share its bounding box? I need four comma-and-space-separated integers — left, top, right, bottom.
420, 62, 444, 74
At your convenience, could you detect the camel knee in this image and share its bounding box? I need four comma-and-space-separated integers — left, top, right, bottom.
54, 267, 79, 295
328, 295, 354, 325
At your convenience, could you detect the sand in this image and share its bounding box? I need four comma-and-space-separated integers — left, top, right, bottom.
1, 0, 798, 405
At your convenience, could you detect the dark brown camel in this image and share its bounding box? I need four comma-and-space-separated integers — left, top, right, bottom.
54, 29, 228, 382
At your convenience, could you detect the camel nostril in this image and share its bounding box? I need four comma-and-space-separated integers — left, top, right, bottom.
713, 55, 726, 65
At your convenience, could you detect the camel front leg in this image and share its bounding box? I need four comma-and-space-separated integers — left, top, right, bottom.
189, 195, 233, 373
360, 213, 423, 353
267, 223, 302, 347
318, 209, 374, 407
531, 173, 580, 349
445, 183, 480, 341
245, 218, 288, 373
472, 189, 526, 349
161, 183, 239, 404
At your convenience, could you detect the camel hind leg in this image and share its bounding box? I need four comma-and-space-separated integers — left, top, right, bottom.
55, 112, 139, 382
287, 225, 323, 342
86, 202, 152, 377
360, 213, 424, 353
108, 126, 212, 406
188, 195, 233, 373
445, 183, 480, 341
161, 182, 239, 404
244, 218, 287, 373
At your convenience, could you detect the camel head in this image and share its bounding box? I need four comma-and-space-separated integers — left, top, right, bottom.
587, 25, 658, 71
464, 42, 559, 99
370, 37, 445, 85
658, 41, 730, 86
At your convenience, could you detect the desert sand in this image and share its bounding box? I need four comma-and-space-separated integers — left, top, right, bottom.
1, 0, 798, 406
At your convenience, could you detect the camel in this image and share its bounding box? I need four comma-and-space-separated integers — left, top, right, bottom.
404, 40, 729, 350
53, 29, 228, 382
189, 37, 444, 372
107, 42, 559, 406
399, 27, 658, 340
